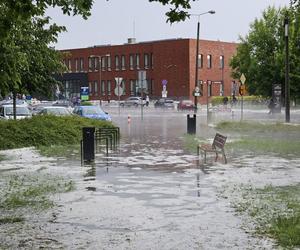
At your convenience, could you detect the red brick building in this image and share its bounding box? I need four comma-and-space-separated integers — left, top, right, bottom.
60, 38, 238, 104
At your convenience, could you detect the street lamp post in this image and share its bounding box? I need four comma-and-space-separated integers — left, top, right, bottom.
191, 10, 215, 113
284, 16, 290, 123
90, 54, 110, 105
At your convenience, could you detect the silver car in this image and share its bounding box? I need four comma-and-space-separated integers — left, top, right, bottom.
120, 97, 145, 107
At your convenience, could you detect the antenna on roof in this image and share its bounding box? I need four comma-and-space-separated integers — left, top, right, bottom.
133, 20, 136, 38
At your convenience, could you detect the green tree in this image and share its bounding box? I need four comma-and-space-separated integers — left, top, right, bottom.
0, 0, 194, 119
230, 5, 300, 102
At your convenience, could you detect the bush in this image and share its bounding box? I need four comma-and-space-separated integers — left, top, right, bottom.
0, 115, 114, 150
211, 95, 268, 106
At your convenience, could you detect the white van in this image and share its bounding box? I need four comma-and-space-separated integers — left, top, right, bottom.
0, 104, 32, 120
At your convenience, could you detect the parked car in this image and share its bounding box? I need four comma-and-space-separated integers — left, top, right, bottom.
177, 100, 195, 111
73, 105, 111, 121
120, 97, 145, 107
0, 104, 32, 119
37, 106, 72, 116
154, 98, 175, 109
52, 100, 74, 112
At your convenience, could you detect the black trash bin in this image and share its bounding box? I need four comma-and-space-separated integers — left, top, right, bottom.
187, 114, 196, 134
82, 127, 95, 162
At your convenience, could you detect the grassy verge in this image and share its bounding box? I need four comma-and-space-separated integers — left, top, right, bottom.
0, 154, 5, 161
221, 183, 300, 248
37, 144, 80, 159
0, 115, 114, 150
0, 173, 75, 210
0, 173, 75, 224
183, 134, 206, 153
226, 137, 300, 157
183, 121, 300, 157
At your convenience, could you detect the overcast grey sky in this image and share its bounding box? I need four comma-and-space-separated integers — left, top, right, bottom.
47, 0, 290, 50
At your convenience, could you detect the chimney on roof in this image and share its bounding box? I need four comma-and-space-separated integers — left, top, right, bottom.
127, 38, 136, 44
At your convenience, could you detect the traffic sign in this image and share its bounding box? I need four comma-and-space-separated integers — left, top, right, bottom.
114, 86, 124, 96
193, 86, 200, 96
240, 73, 246, 85
115, 77, 123, 85
162, 79, 168, 86
114, 77, 123, 96
162, 90, 168, 98
80, 86, 89, 101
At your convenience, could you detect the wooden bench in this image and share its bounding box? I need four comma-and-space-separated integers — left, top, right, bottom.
197, 133, 227, 164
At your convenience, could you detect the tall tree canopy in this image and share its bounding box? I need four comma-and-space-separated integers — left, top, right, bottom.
0, 0, 194, 100
230, 5, 300, 101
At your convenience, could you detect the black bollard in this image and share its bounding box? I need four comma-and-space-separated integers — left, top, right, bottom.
82, 127, 95, 162
187, 114, 196, 134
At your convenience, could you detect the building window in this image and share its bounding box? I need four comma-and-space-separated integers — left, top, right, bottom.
136, 54, 140, 69
88, 57, 92, 71
219, 55, 224, 69
231, 80, 238, 96
94, 80, 98, 95
207, 80, 212, 96
89, 82, 92, 95
144, 53, 149, 69
68, 59, 72, 72
79, 58, 84, 72
121, 55, 126, 70
107, 80, 111, 96
198, 54, 203, 68
207, 54, 212, 69
121, 79, 126, 95
130, 79, 136, 96
129, 54, 134, 70
75, 58, 79, 72
107, 56, 111, 71
101, 80, 106, 96
101, 56, 106, 71
115, 55, 119, 70
197, 80, 203, 96
150, 79, 154, 94
150, 53, 154, 69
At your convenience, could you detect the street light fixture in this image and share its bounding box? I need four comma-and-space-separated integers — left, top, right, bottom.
190, 10, 215, 113
90, 54, 110, 105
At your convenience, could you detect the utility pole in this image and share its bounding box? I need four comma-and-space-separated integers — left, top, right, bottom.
284, 16, 290, 123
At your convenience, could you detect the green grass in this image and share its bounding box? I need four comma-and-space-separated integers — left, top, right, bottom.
37, 144, 80, 159
216, 121, 300, 157
0, 115, 114, 150
0, 174, 75, 210
0, 216, 24, 224
0, 154, 5, 161
222, 183, 300, 248
216, 121, 300, 134
183, 134, 206, 153
226, 137, 300, 156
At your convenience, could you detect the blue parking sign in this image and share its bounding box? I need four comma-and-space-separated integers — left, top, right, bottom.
80, 87, 89, 101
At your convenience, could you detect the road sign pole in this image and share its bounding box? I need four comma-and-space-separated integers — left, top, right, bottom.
241, 95, 243, 121
141, 79, 143, 121
239, 74, 246, 121
118, 84, 120, 116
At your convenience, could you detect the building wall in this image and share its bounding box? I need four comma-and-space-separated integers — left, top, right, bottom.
60, 38, 238, 104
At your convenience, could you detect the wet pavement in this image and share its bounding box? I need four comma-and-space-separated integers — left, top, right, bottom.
1, 107, 300, 249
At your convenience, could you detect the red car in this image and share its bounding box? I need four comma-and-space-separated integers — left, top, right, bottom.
177, 100, 195, 111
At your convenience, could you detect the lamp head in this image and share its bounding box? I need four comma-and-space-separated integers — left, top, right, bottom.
208, 10, 216, 14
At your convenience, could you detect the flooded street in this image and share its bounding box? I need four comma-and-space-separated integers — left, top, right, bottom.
1, 107, 300, 249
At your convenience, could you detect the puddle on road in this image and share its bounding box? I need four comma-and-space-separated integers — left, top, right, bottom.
1, 115, 299, 249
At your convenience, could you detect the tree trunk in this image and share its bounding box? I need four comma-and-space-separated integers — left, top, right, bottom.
13, 91, 16, 120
